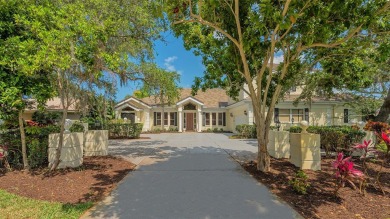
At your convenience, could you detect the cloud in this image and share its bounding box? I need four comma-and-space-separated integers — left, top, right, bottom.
273, 55, 284, 64
164, 56, 182, 74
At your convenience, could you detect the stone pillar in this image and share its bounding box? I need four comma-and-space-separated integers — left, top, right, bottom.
178, 107, 183, 132
48, 132, 83, 169
290, 133, 321, 170
198, 108, 202, 132
268, 130, 290, 158
84, 130, 108, 156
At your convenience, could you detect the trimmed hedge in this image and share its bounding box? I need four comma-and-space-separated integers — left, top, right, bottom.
288, 125, 366, 155
107, 122, 143, 139
235, 124, 257, 138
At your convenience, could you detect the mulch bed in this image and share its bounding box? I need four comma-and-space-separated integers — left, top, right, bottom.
0, 156, 135, 204
243, 158, 390, 219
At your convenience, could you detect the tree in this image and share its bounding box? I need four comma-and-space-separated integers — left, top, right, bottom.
164, 0, 389, 172
0, 0, 55, 170
296, 29, 390, 122
13, 0, 166, 170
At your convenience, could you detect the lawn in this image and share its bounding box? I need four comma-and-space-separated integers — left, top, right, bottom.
0, 189, 93, 219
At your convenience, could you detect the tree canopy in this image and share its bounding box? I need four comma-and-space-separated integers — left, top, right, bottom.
164, 0, 389, 171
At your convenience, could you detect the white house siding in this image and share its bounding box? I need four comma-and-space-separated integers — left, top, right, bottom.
227, 104, 250, 133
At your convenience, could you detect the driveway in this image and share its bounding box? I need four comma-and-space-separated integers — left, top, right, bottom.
82, 133, 302, 219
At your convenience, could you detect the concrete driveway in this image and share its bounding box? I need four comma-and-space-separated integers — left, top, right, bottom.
82, 133, 302, 219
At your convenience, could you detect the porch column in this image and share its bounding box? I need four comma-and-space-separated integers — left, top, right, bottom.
144, 110, 150, 131
198, 107, 202, 132
178, 107, 183, 132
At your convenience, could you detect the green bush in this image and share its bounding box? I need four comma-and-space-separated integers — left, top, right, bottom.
69, 122, 85, 132
235, 124, 257, 138
0, 125, 60, 169
288, 126, 302, 133
288, 170, 310, 195
107, 121, 143, 139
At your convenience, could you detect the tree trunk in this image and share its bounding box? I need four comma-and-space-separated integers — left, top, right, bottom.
18, 109, 29, 170
256, 123, 270, 172
50, 104, 68, 171
374, 88, 390, 122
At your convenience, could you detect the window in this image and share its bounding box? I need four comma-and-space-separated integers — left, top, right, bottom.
275, 108, 305, 123
170, 112, 177, 126
203, 113, 210, 126
219, 102, 228, 108
164, 112, 168, 125
344, 109, 349, 123
154, 112, 161, 126
218, 112, 226, 126
212, 113, 217, 125
290, 86, 297, 92
184, 103, 196, 110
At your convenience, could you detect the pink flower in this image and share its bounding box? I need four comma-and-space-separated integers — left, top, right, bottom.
382, 132, 390, 145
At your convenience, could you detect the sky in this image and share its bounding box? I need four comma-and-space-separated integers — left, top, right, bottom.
115, 31, 205, 101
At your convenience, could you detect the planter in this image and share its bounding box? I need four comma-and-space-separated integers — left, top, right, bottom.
48, 132, 83, 168
267, 130, 290, 158
84, 130, 108, 156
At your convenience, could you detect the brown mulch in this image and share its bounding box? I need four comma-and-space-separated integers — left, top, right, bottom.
0, 156, 135, 204
243, 157, 390, 219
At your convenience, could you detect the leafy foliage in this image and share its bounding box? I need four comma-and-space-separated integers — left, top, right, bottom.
332, 152, 365, 193
69, 122, 85, 133
107, 120, 143, 139
288, 170, 310, 195
235, 124, 257, 138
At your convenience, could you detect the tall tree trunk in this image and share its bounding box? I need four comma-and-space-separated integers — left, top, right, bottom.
50, 99, 68, 171
374, 88, 390, 122
18, 109, 29, 170
252, 102, 271, 172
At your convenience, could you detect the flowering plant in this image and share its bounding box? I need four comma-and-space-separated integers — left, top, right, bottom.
332, 152, 364, 192
353, 140, 377, 159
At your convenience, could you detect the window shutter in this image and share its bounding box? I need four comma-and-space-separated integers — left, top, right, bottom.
223, 112, 226, 126
344, 109, 349, 123
175, 112, 178, 126
274, 108, 279, 122
153, 112, 156, 126
304, 108, 309, 122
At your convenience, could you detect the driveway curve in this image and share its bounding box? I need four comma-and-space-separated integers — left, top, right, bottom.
82, 133, 302, 219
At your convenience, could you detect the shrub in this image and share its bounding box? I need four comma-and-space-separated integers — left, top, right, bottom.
32, 111, 60, 125
235, 124, 256, 138
332, 152, 365, 193
213, 127, 219, 132
0, 125, 60, 169
220, 128, 224, 132
288, 170, 310, 195
69, 122, 85, 132
107, 121, 143, 139
288, 126, 302, 133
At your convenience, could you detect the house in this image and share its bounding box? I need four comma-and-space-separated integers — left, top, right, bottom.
115, 87, 359, 133
23, 97, 81, 121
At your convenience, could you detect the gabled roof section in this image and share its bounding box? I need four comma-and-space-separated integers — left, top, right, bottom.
116, 103, 141, 111
176, 96, 204, 106
115, 96, 151, 109
140, 88, 229, 108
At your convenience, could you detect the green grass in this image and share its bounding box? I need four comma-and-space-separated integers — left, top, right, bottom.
0, 189, 93, 219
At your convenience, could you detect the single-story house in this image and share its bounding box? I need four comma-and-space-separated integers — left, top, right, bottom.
23, 97, 81, 121
115, 87, 359, 133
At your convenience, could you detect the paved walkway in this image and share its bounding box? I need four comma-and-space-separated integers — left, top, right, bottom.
82, 133, 302, 219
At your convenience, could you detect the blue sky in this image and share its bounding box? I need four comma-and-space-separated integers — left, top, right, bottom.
115, 31, 205, 101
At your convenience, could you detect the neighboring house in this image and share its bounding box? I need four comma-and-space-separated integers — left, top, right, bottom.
115, 87, 359, 133
23, 97, 81, 121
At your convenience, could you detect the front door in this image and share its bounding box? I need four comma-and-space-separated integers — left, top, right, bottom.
186, 113, 194, 131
